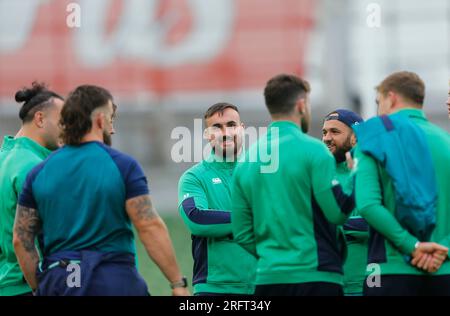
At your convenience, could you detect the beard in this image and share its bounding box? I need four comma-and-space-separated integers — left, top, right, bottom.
213, 135, 241, 162
330, 136, 353, 163
103, 130, 112, 146
301, 115, 309, 133
46, 140, 61, 151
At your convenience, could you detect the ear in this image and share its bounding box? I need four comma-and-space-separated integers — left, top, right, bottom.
235, 123, 245, 137
33, 111, 45, 128
350, 133, 357, 147
93, 111, 105, 130
296, 98, 306, 115
203, 127, 212, 140
387, 91, 397, 109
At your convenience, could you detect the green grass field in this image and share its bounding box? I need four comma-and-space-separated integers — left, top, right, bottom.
135, 214, 194, 296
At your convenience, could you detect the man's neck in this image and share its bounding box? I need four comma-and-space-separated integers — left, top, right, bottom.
80, 131, 103, 144
271, 114, 301, 127
15, 127, 24, 138
211, 150, 240, 163
390, 104, 422, 115
20, 125, 45, 147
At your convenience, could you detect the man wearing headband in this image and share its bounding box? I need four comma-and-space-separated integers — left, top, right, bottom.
322, 109, 362, 163
322, 109, 368, 296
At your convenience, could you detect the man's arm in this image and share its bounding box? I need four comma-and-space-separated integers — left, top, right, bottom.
343, 216, 370, 243
354, 147, 419, 254
13, 204, 41, 291
311, 148, 354, 225
354, 148, 448, 271
438, 236, 450, 258
126, 194, 189, 296
178, 173, 232, 238
231, 172, 257, 257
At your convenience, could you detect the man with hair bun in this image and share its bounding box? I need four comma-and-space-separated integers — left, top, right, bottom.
13, 84, 189, 296
0, 82, 64, 296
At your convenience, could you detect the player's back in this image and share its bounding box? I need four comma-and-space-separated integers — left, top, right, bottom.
409, 110, 450, 274
20, 141, 143, 257
234, 121, 343, 284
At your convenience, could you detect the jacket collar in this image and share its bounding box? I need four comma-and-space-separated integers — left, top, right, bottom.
15, 137, 51, 159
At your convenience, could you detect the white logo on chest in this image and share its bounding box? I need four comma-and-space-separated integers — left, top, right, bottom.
212, 177, 222, 184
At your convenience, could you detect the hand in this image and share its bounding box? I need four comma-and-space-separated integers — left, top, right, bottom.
172, 287, 191, 296
345, 152, 354, 170
427, 249, 448, 273
411, 242, 448, 273
412, 251, 446, 273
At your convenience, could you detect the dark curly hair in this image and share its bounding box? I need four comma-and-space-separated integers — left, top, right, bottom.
60, 85, 114, 145
204, 102, 239, 122
264, 74, 310, 115
15, 81, 63, 123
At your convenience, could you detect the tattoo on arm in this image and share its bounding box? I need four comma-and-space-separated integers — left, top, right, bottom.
14, 205, 41, 252
128, 195, 159, 221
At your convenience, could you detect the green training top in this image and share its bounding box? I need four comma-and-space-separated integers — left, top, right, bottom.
231, 121, 354, 286
0, 137, 51, 296
178, 155, 257, 294
354, 109, 450, 276
336, 161, 369, 295
0, 135, 15, 153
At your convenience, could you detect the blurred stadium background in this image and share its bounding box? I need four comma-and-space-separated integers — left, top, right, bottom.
0, 0, 449, 295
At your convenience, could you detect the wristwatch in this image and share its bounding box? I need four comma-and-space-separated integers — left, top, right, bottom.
170, 276, 188, 289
